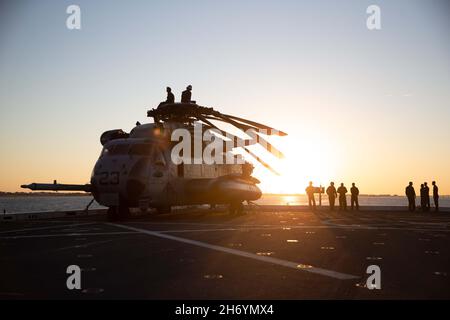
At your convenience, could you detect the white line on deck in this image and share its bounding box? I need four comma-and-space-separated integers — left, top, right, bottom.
153, 225, 450, 234
107, 222, 359, 281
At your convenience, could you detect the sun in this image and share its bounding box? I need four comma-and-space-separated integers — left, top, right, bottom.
249, 134, 338, 194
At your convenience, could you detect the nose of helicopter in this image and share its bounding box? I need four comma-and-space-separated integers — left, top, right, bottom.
254, 184, 263, 199
248, 183, 262, 201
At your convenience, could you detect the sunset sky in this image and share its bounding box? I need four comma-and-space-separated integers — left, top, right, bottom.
1, 0, 449, 194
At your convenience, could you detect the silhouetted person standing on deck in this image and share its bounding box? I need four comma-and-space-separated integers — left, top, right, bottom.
181, 85, 193, 103
432, 181, 439, 212
305, 181, 316, 210
326, 182, 337, 211
405, 182, 416, 212
337, 183, 348, 211
424, 182, 430, 211
350, 183, 359, 210
420, 184, 426, 212
166, 87, 175, 104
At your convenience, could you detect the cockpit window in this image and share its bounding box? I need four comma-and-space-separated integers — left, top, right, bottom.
108, 144, 130, 155
101, 143, 156, 157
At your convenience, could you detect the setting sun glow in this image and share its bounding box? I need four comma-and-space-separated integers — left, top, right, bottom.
246, 134, 338, 194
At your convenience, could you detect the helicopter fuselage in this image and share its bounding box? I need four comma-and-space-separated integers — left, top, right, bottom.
90, 123, 261, 213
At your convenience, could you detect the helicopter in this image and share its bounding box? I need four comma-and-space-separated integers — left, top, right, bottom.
21, 98, 287, 220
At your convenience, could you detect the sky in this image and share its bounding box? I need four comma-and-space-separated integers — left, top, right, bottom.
0, 0, 449, 194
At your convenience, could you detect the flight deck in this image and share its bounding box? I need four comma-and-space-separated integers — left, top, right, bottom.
1, 207, 450, 299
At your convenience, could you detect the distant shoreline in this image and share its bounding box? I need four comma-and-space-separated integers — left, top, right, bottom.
261, 193, 450, 197
0, 192, 91, 197
1, 192, 449, 198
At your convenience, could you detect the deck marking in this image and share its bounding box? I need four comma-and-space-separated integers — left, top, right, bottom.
53, 239, 115, 252
155, 225, 450, 233
107, 222, 359, 280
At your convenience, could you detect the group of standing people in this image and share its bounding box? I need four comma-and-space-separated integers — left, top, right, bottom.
405, 181, 439, 212
306, 181, 360, 211
326, 182, 360, 211
307, 180, 441, 212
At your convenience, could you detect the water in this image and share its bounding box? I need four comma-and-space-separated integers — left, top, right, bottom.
0, 196, 105, 214
0, 194, 448, 214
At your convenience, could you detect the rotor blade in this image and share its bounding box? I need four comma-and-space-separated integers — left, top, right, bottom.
222, 113, 287, 136
249, 132, 284, 158
200, 117, 284, 158
197, 115, 224, 133
243, 147, 280, 176
199, 123, 284, 158
149, 103, 287, 136
204, 115, 258, 133
206, 114, 260, 133
197, 116, 237, 145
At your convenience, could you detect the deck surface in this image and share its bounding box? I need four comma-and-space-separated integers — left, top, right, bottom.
1, 207, 449, 299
